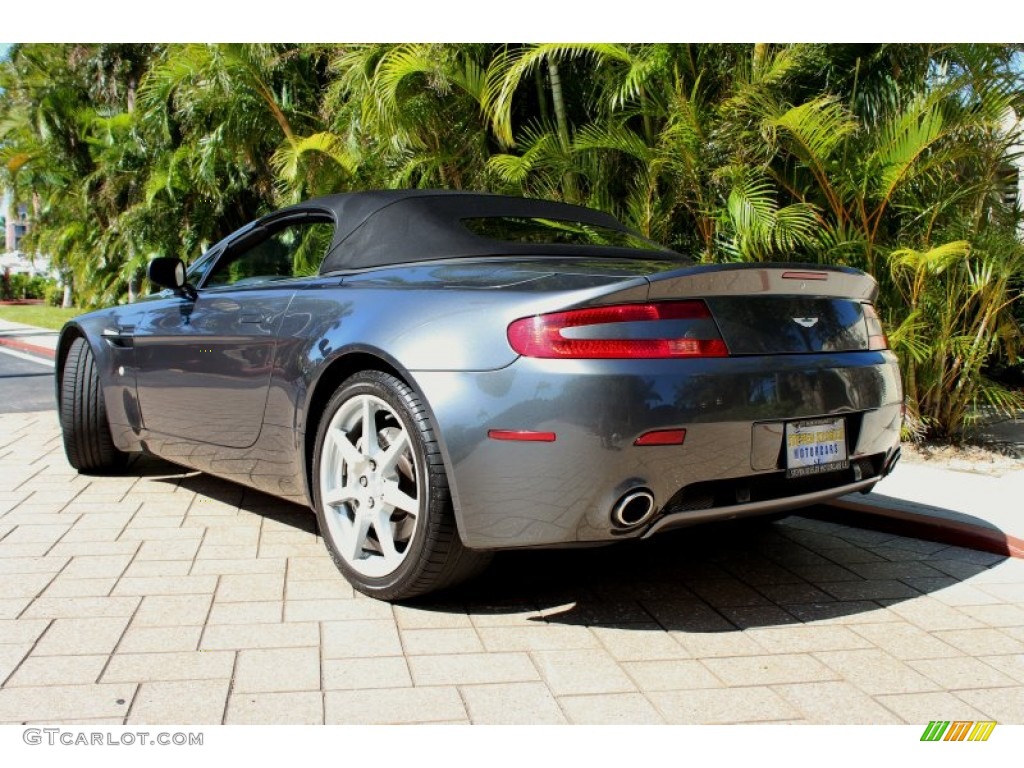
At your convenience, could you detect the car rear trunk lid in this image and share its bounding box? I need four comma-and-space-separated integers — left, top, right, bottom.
642, 263, 879, 354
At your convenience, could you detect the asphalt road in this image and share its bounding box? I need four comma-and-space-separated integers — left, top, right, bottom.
0, 348, 56, 413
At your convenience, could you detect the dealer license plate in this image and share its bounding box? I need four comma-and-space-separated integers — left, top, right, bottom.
784, 417, 849, 478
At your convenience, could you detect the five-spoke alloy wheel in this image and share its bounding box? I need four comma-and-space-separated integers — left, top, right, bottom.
312, 371, 489, 600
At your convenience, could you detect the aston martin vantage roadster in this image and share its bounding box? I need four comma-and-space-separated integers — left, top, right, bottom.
56, 190, 902, 599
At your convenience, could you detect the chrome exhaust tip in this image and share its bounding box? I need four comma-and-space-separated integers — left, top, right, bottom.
611, 489, 656, 528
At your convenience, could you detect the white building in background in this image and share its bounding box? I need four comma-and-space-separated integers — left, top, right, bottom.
5, 202, 29, 252
2, 195, 50, 277
0, 251, 50, 277
1001, 107, 1024, 237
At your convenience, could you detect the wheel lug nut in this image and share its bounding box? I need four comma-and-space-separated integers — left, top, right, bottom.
369, 460, 377, 471
367, 498, 375, 508
359, 476, 368, 487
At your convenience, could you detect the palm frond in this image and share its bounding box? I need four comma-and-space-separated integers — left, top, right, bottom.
770, 95, 859, 166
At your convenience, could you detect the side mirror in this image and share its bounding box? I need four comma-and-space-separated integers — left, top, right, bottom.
148, 257, 196, 300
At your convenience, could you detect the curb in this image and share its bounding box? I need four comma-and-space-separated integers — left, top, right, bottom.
820, 497, 1024, 560
0, 336, 56, 360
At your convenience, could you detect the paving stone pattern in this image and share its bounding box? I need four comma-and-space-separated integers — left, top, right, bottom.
1, 411, 1023, 725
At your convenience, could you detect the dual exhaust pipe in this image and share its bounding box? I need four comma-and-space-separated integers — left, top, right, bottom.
610, 488, 657, 529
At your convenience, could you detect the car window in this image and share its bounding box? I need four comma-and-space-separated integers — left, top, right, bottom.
204, 220, 334, 288
185, 247, 221, 287
461, 216, 670, 252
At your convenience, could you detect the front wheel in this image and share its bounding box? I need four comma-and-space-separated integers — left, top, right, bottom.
59, 337, 130, 474
312, 370, 490, 600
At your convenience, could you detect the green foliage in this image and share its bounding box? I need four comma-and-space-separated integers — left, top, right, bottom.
20, 273, 50, 299
0, 272, 52, 300
889, 241, 1024, 438
2, 42, 1022, 438
44, 280, 64, 307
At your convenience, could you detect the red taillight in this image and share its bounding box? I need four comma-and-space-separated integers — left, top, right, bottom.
862, 303, 889, 350
507, 301, 728, 359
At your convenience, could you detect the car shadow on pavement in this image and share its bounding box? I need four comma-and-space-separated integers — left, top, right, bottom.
414, 517, 1004, 632
138, 454, 1004, 633
142, 455, 318, 534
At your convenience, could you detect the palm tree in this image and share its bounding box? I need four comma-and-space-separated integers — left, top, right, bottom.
321, 44, 497, 191
1, 45, 105, 306
2, 43, 1020, 438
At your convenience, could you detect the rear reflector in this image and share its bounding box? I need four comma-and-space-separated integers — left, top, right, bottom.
508, 301, 728, 359
488, 430, 557, 442
634, 428, 687, 446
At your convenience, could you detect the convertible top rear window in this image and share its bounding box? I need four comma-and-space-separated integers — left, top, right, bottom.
461, 216, 667, 252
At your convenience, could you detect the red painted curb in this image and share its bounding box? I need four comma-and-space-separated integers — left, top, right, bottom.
0, 336, 56, 360
820, 498, 1024, 559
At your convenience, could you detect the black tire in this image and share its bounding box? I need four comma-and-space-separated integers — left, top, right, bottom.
312, 370, 490, 601
59, 337, 130, 474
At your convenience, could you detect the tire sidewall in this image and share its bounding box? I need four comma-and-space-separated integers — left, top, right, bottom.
311, 371, 434, 597
60, 336, 129, 473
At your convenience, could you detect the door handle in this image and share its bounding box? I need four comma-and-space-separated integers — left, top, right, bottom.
239, 313, 264, 324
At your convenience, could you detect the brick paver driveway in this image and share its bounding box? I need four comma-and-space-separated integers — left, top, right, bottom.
2, 410, 1023, 725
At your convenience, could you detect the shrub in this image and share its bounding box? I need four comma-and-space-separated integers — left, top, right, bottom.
44, 281, 64, 307
4, 273, 53, 300
888, 241, 1023, 440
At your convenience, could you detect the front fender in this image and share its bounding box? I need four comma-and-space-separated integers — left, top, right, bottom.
56, 307, 148, 453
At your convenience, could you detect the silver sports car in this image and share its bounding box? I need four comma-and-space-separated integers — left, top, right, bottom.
56, 190, 902, 599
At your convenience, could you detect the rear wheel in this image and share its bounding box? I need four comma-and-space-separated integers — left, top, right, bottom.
312, 370, 490, 600
59, 337, 130, 474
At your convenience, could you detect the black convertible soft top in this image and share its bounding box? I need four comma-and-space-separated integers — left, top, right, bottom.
290, 190, 674, 273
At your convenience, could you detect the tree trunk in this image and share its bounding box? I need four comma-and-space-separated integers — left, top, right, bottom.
547, 60, 579, 203
548, 61, 568, 144
534, 67, 550, 125
753, 43, 768, 73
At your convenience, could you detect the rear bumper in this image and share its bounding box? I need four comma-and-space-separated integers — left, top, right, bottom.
412, 350, 902, 549
645, 474, 885, 537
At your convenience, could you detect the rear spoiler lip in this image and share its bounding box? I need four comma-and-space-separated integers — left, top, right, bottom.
643, 262, 879, 303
